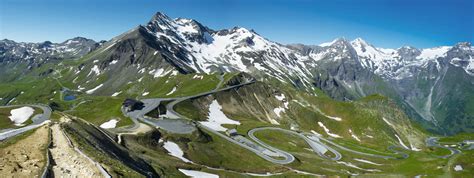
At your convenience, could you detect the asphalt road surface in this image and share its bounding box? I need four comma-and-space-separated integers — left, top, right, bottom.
248, 127, 342, 161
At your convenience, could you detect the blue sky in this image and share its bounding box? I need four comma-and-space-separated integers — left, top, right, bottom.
1, 0, 472, 48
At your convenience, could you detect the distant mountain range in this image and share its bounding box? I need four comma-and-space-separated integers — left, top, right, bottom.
1, 12, 473, 135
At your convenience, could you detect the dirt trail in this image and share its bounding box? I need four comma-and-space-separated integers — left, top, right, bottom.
49, 123, 103, 177
0, 126, 49, 177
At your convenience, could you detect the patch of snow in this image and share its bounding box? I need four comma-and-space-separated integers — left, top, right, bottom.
336, 161, 381, 172
6, 98, 16, 105
395, 134, 410, 150
89, 65, 100, 75
410, 143, 422, 151
310, 130, 322, 136
85, 84, 103, 94
200, 100, 240, 132
363, 133, 374, 138
77, 85, 85, 91
318, 122, 341, 138
165, 87, 177, 96
450, 56, 474, 76
354, 158, 382, 166
109, 60, 118, 65
382, 117, 395, 128
349, 129, 361, 142
9, 106, 35, 126
254, 63, 266, 70
171, 70, 178, 76
292, 100, 308, 107
111, 91, 122, 97
246, 172, 284, 177
163, 141, 192, 163
153, 51, 158, 56
317, 109, 342, 121
99, 119, 118, 129
275, 93, 286, 101
178, 169, 219, 178
151, 68, 166, 78
175, 19, 199, 34
142, 92, 149, 96
192, 75, 204, 79
273, 107, 285, 117
454, 165, 463, 171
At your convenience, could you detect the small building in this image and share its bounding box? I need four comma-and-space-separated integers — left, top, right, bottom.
123, 99, 144, 112
226, 129, 238, 137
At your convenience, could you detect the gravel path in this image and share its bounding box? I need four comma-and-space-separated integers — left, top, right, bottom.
49, 124, 102, 177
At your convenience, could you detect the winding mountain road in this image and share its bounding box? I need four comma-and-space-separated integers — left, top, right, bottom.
248, 127, 342, 161
426, 137, 461, 159
121, 74, 414, 165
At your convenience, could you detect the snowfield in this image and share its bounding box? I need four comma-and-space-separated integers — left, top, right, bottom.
200, 100, 240, 132
163, 141, 191, 163
9, 106, 35, 126
178, 169, 219, 178
99, 119, 118, 129
417, 46, 451, 59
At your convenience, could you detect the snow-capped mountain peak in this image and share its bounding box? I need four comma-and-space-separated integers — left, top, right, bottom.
136, 12, 474, 84
150, 12, 173, 24
319, 37, 349, 47
351, 38, 384, 58
351, 38, 370, 47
